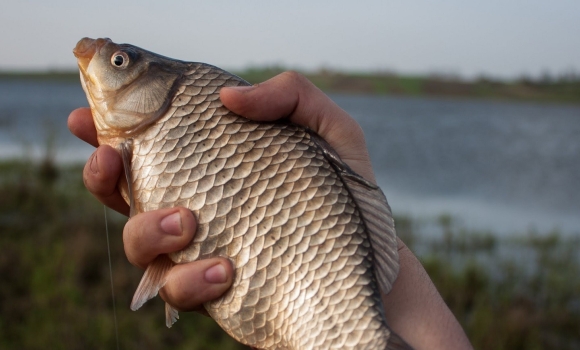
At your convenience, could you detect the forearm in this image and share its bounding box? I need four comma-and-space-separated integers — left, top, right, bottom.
382, 241, 473, 350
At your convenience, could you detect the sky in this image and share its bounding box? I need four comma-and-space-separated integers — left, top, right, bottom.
1, 0, 579, 79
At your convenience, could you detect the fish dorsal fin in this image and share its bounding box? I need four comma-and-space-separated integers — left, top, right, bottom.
307, 130, 400, 294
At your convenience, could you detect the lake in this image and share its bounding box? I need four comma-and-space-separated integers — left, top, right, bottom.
1, 80, 578, 237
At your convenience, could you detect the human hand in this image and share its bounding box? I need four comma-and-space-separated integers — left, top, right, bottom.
70, 71, 471, 349
68, 111, 233, 313
66, 71, 369, 313
67, 71, 376, 316
222, 72, 472, 350
221, 72, 376, 184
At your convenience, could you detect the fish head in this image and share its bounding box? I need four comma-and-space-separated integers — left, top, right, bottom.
73, 37, 185, 147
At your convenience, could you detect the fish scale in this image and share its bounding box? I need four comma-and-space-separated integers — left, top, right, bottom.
74, 37, 412, 350
129, 64, 388, 349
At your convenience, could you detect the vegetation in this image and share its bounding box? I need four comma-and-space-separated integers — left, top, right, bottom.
0, 71, 80, 83
0, 160, 248, 350
240, 67, 580, 104
397, 215, 580, 350
2, 68, 580, 104
1, 159, 579, 349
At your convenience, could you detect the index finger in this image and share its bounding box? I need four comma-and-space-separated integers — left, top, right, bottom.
68, 107, 99, 147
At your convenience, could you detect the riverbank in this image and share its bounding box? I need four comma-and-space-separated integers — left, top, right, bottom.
1, 160, 578, 349
2, 68, 579, 104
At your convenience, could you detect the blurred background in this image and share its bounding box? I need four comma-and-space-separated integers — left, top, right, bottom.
1, 1, 579, 349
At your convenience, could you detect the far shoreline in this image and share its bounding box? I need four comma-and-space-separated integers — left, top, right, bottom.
1, 68, 579, 105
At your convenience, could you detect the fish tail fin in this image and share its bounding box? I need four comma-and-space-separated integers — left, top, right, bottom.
165, 302, 180, 328
386, 330, 414, 350
130, 254, 174, 311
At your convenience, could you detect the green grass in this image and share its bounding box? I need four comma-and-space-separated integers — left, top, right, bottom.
0, 159, 578, 349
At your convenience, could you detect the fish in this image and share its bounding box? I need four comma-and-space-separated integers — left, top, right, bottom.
73, 37, 412, 350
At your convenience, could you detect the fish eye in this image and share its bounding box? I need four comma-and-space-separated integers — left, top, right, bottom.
110, 51, 129, 68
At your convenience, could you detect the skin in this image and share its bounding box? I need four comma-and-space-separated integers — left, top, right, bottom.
68, 71, 473, 350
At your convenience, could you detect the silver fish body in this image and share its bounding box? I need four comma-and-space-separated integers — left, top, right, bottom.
74, 37, 410, 350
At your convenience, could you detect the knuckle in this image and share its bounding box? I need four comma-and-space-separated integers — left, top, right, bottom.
83, 158, 109, 196
122, 216, 148, 267
82, 164, 102, 194
123, 215, 145, 246
280, 70, 307, 85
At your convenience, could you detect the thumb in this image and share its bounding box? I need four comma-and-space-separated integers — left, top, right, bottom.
220, 71, 375, 183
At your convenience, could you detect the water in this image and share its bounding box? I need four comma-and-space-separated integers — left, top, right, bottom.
1, 80, 578, 236
0, 80, 93, 162
335, 94, 580, 236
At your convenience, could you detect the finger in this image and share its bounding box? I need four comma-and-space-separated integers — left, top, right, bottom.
123, 207, 196, 269
159, 258, 233, 312
68, 107, 98, 147
83, 145, 130, 215
220, 71, 376, 182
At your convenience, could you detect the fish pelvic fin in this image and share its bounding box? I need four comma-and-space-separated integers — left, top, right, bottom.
165, 302, 180, 328
131, 254, 174, 311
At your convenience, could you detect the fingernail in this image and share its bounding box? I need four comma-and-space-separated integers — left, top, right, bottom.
89, 152, 99, 174
204, 264, 227, 284
160, 212, 182, 236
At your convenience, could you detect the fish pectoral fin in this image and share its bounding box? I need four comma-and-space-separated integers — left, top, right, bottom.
120, 140, 137, 218
165, 302, 180, 328
131, 254, 174, 311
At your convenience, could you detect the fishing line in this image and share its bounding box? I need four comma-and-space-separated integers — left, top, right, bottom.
104, 206, 120, 350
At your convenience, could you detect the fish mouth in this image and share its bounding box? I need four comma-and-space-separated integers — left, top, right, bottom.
73, 37, 110, 71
